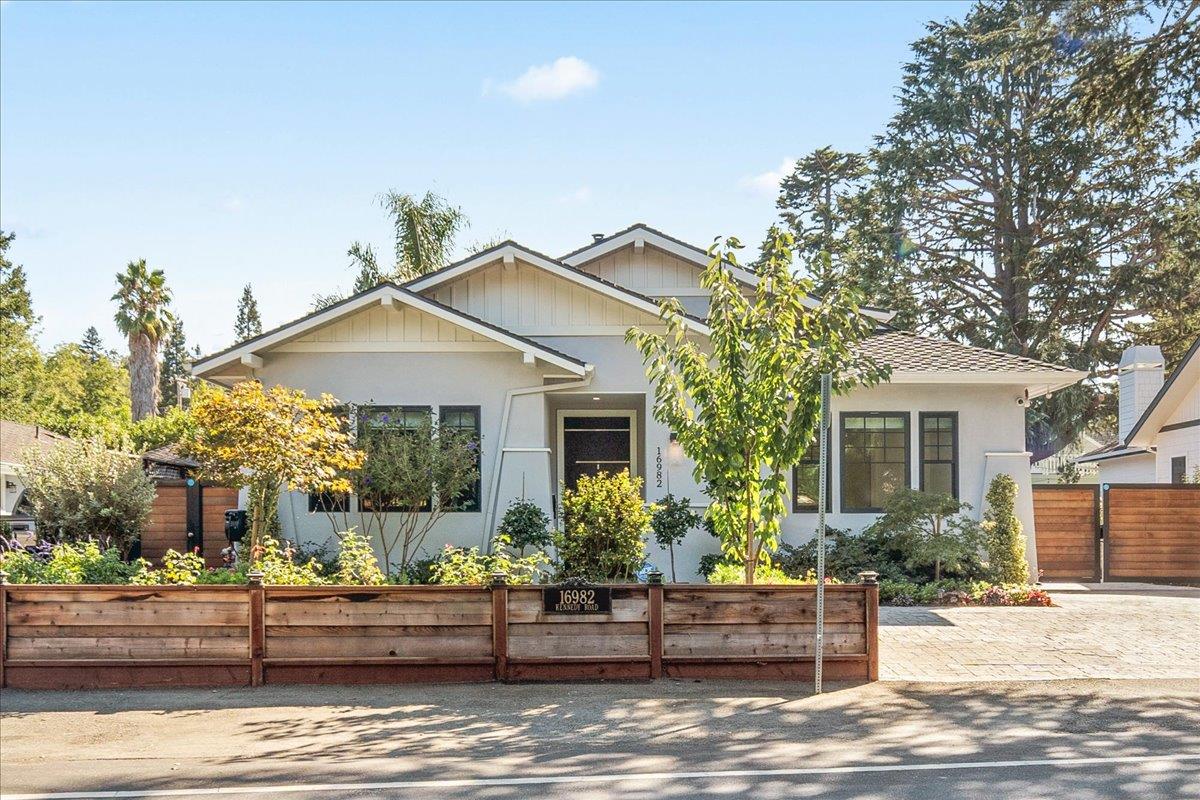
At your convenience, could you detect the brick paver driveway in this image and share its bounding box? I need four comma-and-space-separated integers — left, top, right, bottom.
879, 584, 1200, 681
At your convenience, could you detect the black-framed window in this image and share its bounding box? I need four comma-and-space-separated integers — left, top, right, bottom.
308, 404, 350, 513
840, 412, 910, 513
440, 406, 482, 512
919, 412, 958, 499
1172, 456, 1188, 484
358, 405, 432, 512
792, 429, 832, 512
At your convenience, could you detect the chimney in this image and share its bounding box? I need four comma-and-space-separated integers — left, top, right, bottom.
592, 233, 605, 242
1117, 345, 1164, 443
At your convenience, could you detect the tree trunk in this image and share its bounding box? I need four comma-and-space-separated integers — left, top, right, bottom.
669, 543, 676, 583
128, 331, 161, 421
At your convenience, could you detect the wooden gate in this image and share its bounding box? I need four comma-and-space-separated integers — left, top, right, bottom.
1032, 485, 1100, 581
1104, 484, 1200, 583
143, 482, 240, 567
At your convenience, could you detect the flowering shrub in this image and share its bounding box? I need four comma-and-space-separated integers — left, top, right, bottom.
977, 585, 1014, 606
331, 529, 385, 585
131, 549, 206, 585
251, 536, 325, 585
878, 577, 1052, 607
429, 534, 548, 585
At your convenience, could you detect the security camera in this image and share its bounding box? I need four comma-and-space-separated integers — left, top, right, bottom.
1016, 396, 1027, 407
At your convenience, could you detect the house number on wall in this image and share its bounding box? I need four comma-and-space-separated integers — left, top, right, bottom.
655, 447, 663, 488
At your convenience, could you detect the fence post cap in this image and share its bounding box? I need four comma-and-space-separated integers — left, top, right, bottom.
857, 570, 879, 585
0, 569, 8, 585
247, 569, 264, 586
490, 570, 508, 587
646, 570, 664, 585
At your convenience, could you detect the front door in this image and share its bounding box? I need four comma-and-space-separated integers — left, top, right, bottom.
559, 413, 635, 490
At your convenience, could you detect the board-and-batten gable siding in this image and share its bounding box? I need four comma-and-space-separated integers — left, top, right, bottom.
424, 257, 661, 334
574, 244, 707, 297
271, 303, 504, 352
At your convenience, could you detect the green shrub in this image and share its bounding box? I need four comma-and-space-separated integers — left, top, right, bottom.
982, 475, 1028, 584
497, 498, 552, 554
879, 579, 921, 605
131, 549, 205, 585
650, 494, 702, 582
253, 535, 325, 585
554, 470, 650, 582
430, 534, 548, 585
863, 489, 982, 581
17, 438, 156, 556
331, 529, 385, 585
0, 541, 141, 584
707, 560, 841, 585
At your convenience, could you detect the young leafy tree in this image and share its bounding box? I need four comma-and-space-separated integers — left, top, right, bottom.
112, 259, 174, 421
158, 318, 191, 411
650, 494, 702, 582
863, 489, 980, 582
234, 284, 263, 342
628, 230, 887, 583
181, 382, 364, 560
874, 1, 1188, 451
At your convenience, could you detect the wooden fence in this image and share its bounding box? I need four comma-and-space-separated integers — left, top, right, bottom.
1104, 484, 1200, 583
1032, 485, 1101, 581
142, 482, 239, 568
0, 581, 878, 689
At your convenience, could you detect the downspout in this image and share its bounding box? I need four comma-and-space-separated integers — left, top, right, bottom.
481, 365, 594, 548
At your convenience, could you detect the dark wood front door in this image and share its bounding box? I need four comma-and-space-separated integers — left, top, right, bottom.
561, 415, 632, 489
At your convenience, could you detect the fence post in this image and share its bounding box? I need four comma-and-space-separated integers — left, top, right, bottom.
859, 571, 879, 682
490, 571, 509, 682
247, 570, 265, 687
0, 569, 8, 689
647, 570, 664, 679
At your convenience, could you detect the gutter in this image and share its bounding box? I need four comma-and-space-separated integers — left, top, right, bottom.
481, 366, 595, 548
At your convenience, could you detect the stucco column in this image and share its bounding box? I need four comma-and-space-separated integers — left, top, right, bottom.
981, 451, 1038, 580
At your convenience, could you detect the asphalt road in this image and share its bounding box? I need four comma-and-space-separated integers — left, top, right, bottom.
2, 679, 1198, 799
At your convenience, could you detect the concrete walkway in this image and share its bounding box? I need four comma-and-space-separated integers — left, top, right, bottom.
879, 584, 1200, 681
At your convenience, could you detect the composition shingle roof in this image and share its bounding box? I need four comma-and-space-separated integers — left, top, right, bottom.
859, 330, 1081, 373
0, 420, 70, 464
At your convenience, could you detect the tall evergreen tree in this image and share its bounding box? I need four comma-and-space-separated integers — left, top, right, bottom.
159, 319, 191, 411
872, 0, 1189, 452
234, 284, 263, 341
0, 231, 43, 423
80, 326, 106, 362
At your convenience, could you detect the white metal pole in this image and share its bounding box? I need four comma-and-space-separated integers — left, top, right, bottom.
815, 372, 831, 694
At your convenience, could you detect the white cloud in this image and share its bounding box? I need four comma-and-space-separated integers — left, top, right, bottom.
223, 195, 245, 212
488, 57, 600, 104
739, 158, 796, 197
557, 185, 592, 205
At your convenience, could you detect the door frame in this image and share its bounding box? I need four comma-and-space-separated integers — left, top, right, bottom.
555, 409, 639, 490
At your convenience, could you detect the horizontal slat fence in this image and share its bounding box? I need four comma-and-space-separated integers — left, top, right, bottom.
1104, 484, 1200, 582
0, 580, 878, 689
1032, 485, 1100, 581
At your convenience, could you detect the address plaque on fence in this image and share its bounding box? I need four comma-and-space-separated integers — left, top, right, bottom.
543, 585, 612, 614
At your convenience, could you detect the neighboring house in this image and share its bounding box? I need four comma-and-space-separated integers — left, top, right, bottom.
192, 223, 1087, 579
1078, 338, 1200, 484
0, 420, 70, 538
1031, 431, 1103, 485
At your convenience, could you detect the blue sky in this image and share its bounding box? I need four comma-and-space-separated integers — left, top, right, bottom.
1, 0, 969, 354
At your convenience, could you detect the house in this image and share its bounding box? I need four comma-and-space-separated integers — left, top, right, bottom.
0, 420, 69, 538
1077, 338, 1200, 484
191, 223, 1087, 579
1031, 431, 1102, 485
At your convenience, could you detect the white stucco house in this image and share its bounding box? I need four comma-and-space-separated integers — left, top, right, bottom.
1077, 338, 1200, 485
192, 224, 1086, 579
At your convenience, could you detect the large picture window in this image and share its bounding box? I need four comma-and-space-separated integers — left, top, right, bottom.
920, 412, 958, 498
358, 405, 432, 512
792, 429, 831, 512
439, 406, 481, 512
840, 412, 910, 513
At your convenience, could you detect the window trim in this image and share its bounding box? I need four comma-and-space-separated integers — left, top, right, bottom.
792, 427, 832, 513
918, 411, 959, 499
839, 411, 911, 514
1171, 455, 1188, 484
439, 405, 482, 512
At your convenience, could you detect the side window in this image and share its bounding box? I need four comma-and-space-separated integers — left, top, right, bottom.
920, 413, 959, 498
792, 429, 831, 512
439, 406, 482, 512
358, 405, 433, 512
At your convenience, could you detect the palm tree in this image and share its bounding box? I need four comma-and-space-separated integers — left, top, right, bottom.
112, 259, 174, 421
378, 190, 466, 280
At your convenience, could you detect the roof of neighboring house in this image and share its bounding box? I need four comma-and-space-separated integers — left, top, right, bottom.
1125, 335, 1200, 448
142, 446, 198, 469
1076, 441, 1155, 464
192, 282, 592, 382
859, 331, 1085, 393
0, 420, 70, 466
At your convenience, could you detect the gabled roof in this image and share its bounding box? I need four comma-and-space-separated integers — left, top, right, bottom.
191, 283, 590, 381
1075, 441, 1154, 464
1126, 335, 1200, 448
858, 330, 1088, 397
404, 240, 712, 335
560, 223, 896, 323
